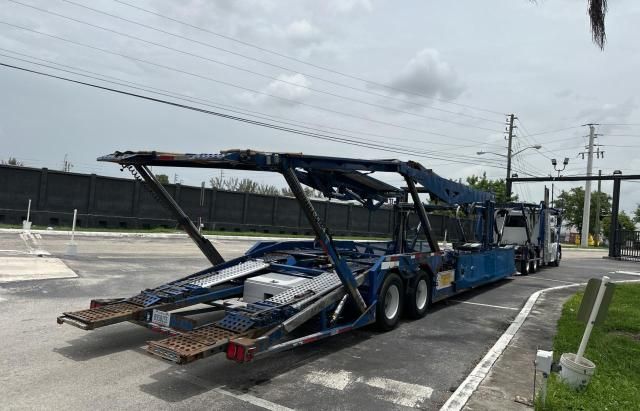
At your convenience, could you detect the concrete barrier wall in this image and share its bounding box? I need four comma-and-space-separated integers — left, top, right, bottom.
0, 164, 474, 239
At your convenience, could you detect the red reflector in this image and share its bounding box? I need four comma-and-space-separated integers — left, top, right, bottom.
235, 345, 245, 361
157, 155, 175, 161
226, 343, 237, 360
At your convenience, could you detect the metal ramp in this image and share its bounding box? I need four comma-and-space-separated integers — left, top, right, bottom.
57, 259, 270, 330
146, 271, 344, 364
57, 302, 143, 330
147, 324, 243, 364
184, 259, 269, 288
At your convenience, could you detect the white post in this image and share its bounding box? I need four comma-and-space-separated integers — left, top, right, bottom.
23, 199, 33, 231
70, 209, 77, 242
576, 275, 609, 362
65, 209, 78, 256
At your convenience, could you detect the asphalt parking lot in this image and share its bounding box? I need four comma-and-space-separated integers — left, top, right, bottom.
1, 232, 639, 410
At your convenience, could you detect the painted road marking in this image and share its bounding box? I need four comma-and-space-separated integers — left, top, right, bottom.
610, 270, 640, 276
305, 369, 353, 390
441, 278, 640, 411
19, 232, 50, 256
170, 371, 293, 411
518, 276, 578, 285
450, 300, 519, 311
214, 387, 294, 411
304, 369, 432, 408
358, 376, 434, 408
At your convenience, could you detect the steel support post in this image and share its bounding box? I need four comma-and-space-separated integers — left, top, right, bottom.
608, 177, 621, 258
134, 165, 224, 266
404, 176, 439, 253
281, 167, 367, 313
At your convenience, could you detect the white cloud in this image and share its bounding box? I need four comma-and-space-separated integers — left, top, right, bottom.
239, 73, 311, 106
282, 19, 321, 45
385, 49, 465, 100
328, 0, 373, 14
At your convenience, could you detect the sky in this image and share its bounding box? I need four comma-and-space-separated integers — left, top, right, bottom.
1, 0, 639, 212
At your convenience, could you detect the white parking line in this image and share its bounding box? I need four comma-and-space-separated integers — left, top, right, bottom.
610, 270, 640, 276
358, 376, 434, 408
305, 369, 353, 390
304, 368, 433, 408
214, 387, 294, 411
440, 279, 640, 411
450, 300, 518, 311
171, 371, 293, 411
518, 276, 578, 285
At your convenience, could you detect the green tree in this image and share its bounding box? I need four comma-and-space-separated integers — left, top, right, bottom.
554, 187, 611, 236
465, 172, 517, 203
634, 204, 640, 224
155, 174, 170, 184
602, 211, 636, 238
209, 175, 285, 196
1, 156, 24, 166
281, 186, 323, 199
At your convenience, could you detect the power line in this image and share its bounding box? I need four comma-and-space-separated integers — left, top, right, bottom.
0, 20, 502, 148
111, 0, 505, 116
53, 0, 504, 126
0, 49, 507, 166
520, 125, 583, 138
6, 0, 502, 133
2, 61, 529, 173
597, 123, 640, 126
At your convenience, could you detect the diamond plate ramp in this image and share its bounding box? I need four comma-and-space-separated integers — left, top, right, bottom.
147, 324, 242, 364
185, 259, 269, 288
58, 302, 143, 330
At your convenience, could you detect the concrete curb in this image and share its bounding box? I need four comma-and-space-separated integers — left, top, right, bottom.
440, 278, 640, 411
0, 228, 392, 243
0, 228, 313, 242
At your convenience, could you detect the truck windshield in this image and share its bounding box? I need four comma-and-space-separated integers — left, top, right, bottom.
505, 215, 527, 227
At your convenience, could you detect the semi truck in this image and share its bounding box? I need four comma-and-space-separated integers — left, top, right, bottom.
494, 202, 562, 275
57, 149, 516, 365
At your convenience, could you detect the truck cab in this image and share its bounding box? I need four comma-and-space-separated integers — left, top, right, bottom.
494, 202, 562, 274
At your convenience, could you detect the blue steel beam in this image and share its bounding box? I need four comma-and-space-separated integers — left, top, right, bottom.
99, 149, 492, 206
281, 165, 367, 314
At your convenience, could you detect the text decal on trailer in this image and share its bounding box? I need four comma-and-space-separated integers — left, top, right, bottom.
436, 270, 454, 290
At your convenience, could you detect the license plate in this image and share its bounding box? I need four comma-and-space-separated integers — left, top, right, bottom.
151, 309, 171, 327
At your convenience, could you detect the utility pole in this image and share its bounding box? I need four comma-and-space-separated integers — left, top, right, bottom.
594, 170, 602, 245
580, 124, 596, 248
505, 114, 516, 199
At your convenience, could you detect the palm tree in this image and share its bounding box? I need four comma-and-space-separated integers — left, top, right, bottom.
532, 0, 607, 49
588, 0, 607, 49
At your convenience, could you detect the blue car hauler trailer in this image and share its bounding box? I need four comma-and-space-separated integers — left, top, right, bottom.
57, 149, 516, 364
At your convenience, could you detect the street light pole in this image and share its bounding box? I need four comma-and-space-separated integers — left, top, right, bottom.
505, 114, 515, 198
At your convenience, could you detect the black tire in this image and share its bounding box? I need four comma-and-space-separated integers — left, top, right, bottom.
529, 256, 538, 273
406, 271, 431, 319
520, 259, 529, 275
376, 272, 404, 331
